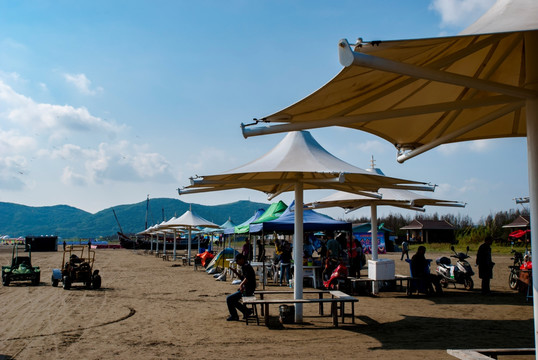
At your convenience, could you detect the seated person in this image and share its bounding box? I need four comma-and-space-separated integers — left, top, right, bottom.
70, 254, 82, 265
411, 246, 442, 295
226, 253, 256, 321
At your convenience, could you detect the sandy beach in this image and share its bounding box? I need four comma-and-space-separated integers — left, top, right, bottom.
0, 247, 534, 360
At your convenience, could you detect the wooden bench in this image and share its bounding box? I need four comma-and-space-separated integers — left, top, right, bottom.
349, 277, 374, 294
241, 296, 260, 325
242, 291, 358, 327
255, 290, 330, 316
394, 274, 412, 292
162, 254, 170, 261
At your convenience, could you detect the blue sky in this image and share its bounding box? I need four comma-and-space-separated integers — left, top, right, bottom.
0, 0, 529, 224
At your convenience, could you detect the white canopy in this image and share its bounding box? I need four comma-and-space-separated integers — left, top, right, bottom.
179, 130, 434, 322
180, 131, 433, 197
310, 187, 465, 213
161, 210, 219, 264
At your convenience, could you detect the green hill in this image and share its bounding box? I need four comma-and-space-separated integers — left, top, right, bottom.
0, 199, 270, 239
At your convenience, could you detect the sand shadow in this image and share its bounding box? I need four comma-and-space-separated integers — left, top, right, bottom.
347, 314, 533, 350
393, 289, 532, 306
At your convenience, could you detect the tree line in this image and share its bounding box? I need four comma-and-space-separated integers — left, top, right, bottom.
345, 207, 530, 244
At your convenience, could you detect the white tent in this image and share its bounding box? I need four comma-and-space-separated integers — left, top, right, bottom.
309, 167, 466, 213
239, 0, 538, 348
179, 130, 434, 321
162, 210, 219, 264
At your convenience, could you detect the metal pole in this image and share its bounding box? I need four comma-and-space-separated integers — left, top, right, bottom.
338, 39, 536, 99
173, 230, 177, 261
188, 228, 192, 265
371, 204, 379, 294
371, 205, 378, 261
524, 31, 538, 353
294, 182, 304, 323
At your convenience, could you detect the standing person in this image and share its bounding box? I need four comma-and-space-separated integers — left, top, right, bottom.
279, 241, 292, 286
326, 232, 342, 259
226, 253, 256, 321
400, 240, 409, 261
241, 239, 253, 262
347, 235, 361, 278
476, 235, 494, 294
256, 239, 266, 262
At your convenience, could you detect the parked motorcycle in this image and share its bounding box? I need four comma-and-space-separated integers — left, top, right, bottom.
435, 246, 474, 290
508, 249, 524, 290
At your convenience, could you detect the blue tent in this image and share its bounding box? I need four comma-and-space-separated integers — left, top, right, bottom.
223, 208, 266, 235
249, 201, 351, 233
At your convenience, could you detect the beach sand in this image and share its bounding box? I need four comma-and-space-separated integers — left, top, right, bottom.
0, 247, 534, 360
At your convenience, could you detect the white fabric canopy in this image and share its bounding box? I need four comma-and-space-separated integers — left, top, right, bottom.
179, 130, 434, 322
310, 187, 465, 213
161, 210, 219, 263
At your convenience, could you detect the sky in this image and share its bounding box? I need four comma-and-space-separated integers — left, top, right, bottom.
0, 0, 530, 225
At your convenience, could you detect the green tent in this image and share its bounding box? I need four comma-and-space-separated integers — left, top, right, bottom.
233, 201, 288, 234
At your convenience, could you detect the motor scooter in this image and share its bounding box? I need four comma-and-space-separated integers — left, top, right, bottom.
323, 259, 351, 293
435, 246, 474, 290
508, 249, 524, 290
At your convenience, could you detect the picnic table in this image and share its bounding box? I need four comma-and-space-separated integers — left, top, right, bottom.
242, 289, 358, 327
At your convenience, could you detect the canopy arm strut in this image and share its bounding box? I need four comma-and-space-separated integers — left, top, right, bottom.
241, 95, 519, 138
396, 101, 524, 162
338, 39, 537, 100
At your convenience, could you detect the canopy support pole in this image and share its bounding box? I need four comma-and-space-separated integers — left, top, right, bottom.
173, 230, 177, 261
150, 234, 153, 252
338, 39, 537, 99
524, 31, 538, 354
370, 205, 379, 294
294, 182, 304, 323
396, 101, 524, 163
241, 95, 519, 138
188, 228, 192, 265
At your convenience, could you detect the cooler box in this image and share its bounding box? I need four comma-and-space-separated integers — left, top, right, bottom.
368, 259, 395, 280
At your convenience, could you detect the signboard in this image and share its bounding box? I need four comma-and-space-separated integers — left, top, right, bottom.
354, 232, 386, 254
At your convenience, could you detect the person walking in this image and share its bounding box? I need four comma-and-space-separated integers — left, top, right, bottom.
400, 240, 409, 261
476, 235, 494, 294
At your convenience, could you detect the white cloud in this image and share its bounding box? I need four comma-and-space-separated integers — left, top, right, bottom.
0, 79, 122, 140
436, 139, 492, 156
61, 166, 88, 186
0, 156, 30, 190
42, 141, 176, 186
468, 139, 491, 152
185, 147, 236, 174
63, 73, 103, 95
0, 129, 37, 155
355, 140, 387, 154
429, 0, 495, 28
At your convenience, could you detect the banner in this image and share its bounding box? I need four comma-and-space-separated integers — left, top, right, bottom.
354, 232, 386, 254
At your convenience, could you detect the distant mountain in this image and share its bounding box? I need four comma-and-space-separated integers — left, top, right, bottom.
0, 199, 270, 239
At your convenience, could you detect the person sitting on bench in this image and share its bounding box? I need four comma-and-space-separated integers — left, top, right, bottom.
226, 253, 256, 321
411, 246, 443, 295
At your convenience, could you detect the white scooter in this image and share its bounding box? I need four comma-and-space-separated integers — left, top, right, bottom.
435, 246, 474, 290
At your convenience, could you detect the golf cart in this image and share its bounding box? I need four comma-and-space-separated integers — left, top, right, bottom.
52, 245, 101, 290
2, 244, 41, 286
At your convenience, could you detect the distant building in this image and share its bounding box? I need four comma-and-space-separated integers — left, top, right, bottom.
502, 215, 530, 229
400, 220, 455, 244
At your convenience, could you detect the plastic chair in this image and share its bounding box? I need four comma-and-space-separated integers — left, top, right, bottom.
405, 259, 432, 295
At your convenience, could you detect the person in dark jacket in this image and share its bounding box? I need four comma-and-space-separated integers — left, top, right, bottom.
411, 246, 442, 295
226, 253, 257, 321
476, 235, 494, 294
